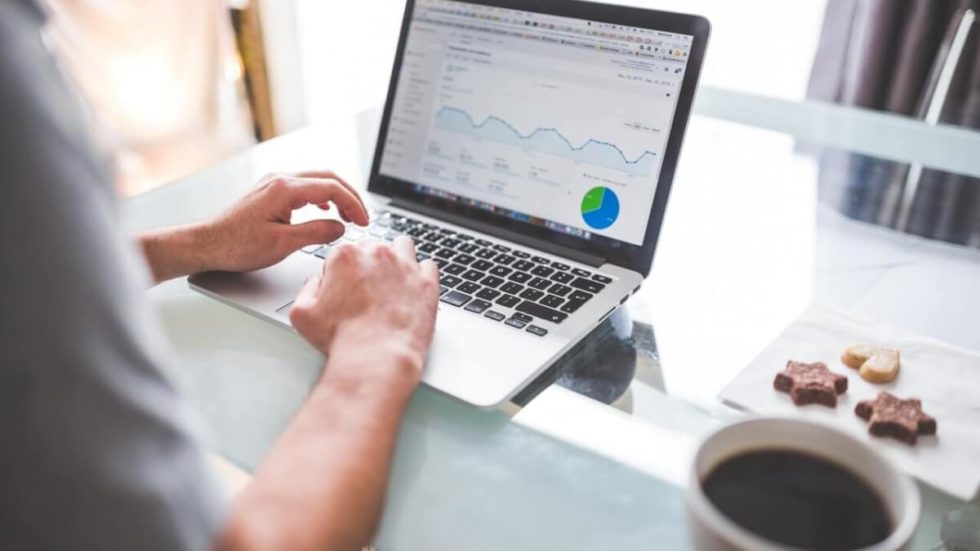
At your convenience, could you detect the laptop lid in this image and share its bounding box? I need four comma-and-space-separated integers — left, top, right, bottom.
369, 0, 709, 276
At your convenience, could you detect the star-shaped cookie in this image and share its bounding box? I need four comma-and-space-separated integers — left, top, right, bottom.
855, 392, 937, 445
773, 360, 848, 407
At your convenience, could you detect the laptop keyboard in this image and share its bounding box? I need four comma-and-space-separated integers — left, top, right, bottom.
301, 209, 616, 337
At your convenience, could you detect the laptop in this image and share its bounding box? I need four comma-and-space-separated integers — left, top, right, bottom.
190, 0, 709, 408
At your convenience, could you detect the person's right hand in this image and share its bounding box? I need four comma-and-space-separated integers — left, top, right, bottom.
289, 236, 440, 384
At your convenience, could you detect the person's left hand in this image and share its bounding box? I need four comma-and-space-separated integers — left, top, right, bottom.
197, 171, 370, 272
139, 171, 369, 282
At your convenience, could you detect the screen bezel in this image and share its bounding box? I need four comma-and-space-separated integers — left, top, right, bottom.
369, 0, 710, 276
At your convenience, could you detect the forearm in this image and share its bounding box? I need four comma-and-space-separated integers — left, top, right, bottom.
137, 224, 212, 283
216, 334, 420, 551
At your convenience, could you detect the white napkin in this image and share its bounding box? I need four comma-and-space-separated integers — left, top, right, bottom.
718, 303, 980, 501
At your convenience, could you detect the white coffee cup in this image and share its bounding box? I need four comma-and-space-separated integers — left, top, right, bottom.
686, 417, 920, 551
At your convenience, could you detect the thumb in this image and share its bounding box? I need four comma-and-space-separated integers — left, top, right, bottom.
288, 219, 345, 248
291, 275, 322, 314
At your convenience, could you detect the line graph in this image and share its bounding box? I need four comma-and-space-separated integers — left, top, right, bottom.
434, 106, 657, 176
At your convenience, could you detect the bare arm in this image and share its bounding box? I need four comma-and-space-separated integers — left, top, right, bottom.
216, 237, 440, 551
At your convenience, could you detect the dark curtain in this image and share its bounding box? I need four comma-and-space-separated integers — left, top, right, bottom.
807, 0, 980, 247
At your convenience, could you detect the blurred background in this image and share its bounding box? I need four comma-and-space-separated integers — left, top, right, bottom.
47, 0, 978, 247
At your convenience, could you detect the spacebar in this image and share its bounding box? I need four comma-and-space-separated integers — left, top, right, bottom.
515, 301, 567, 324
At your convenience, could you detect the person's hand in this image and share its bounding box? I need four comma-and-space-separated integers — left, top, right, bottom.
196, 171, 370, 273
289, 236, 441, 383
138, 171, 370, 283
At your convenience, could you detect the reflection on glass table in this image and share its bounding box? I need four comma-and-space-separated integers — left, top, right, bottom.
123, 96, 980, 549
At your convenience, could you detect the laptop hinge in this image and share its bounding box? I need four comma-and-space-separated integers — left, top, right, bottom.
389, 197, 607, 268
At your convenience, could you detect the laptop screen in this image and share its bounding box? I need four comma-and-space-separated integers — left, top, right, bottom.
378, 0, 694, 248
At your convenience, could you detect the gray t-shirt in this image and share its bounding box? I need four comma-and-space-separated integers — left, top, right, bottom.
0, 1, 225, 549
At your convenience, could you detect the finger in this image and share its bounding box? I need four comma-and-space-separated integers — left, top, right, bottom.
279, 179, 370, 226
293, 275, 322, 309
289, 219, 345, 249
419, 258, 439, 282
291, 172, 368, 224
391, 235, 417, 263
293, 171, 361, 203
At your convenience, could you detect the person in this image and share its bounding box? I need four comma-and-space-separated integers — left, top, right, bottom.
0, 1, 440, 550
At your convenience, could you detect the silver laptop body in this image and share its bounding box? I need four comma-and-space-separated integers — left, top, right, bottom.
190, 0, 709, 408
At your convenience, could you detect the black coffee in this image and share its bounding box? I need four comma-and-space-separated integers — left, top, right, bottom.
702, 449, 892, 551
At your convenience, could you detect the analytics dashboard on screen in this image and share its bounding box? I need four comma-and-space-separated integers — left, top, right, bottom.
379, 0, 693, 246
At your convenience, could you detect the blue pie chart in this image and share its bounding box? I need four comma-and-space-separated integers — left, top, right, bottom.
580, 186, 620, 230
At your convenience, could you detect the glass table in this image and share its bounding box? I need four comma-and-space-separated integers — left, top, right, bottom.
123, 95, 980, 550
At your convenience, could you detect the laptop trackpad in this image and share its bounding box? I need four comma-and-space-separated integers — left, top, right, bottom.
189, 252, 322, 323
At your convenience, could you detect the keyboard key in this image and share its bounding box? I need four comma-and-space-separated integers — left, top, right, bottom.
440, 275, 462, 288
513, 260, 535, 272
531, 265, 555, 277
471, 260, 493, 271
441, 238, 461, 248
496, 294, 520, 308
531, 256, 550, 264
508, 272, 531, 283
454, 254, 476, 265
551, 262, 570, 271
416, 253, 430, 261
526, 325, 548, 337
301, 244, 321, 253
476, 288, 501, 301
593, 274, 613, 284
493, 244, 512, 253
548, 283, 572, 297
458, 243, 479, 254
512, 250, 531, 259
444, 263, 466, 275
500, 282, 523, 295
550, 271, 574, 284
457, 281, 481, 294
540, 295, 564, 308
569, 290, 594, 302
489, 265, 512, 277
528, 277, 551, 290
480, 275, 504, 288
313, 246, 331, 258
505, 318, 527, 329
519, 288, 544, 301
515, 301, 568, 324
440, 291, 472, 307
456, 233, 474, 241
484, 310, 505, 321
570, 277, 605, 294
512, 312, 533, 323
475, 249, 496, 260
422, 232, 442, 243
495, 254, 516, 266
435, 248, 457, 259
571, 268, 592, 278
440, 286, 448, 295
560, 299, 585, 314
433, 258, 448, 269
474, 239, 492, 247
418, 242, 439, 253
464, 299, 491, 314
461, 269, 483, 282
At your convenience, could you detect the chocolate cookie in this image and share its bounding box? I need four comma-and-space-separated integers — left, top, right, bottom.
774, 360, 848, 407
855, 392, 937, 445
